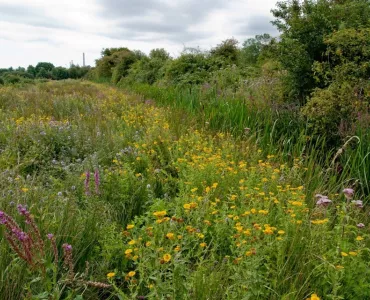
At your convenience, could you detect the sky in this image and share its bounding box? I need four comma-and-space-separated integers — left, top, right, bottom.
0, 0, 279, 68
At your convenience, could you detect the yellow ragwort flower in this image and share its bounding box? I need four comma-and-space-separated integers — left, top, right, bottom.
163, 253, 172, 263
107, 272, 116, 279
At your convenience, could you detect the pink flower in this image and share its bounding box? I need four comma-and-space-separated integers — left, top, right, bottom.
357, 223, 365, 228
343, 188, 354, 200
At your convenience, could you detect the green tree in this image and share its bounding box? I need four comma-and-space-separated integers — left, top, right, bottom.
35, 62, 55, 74
272, 0, 370, 102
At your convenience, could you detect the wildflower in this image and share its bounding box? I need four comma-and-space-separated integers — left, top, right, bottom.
341, 252, 348, 257
146, 241, 152, 247
166, 233, 175, 240
278, 230, 285, 235
125, 249, 133, 255
126, 224, 135, 230
63, 244, 72, 251
307, 293, 320, 300
153, 210, 167, 218
336, 265, 344, 270
311, 219, 329, 225
356, 236, 364, 241
162, 253, 171, 263
47, 233, 54, 240
174, 246, 181, 252
128, 240, 136, 245
349, 251, 357, 256
357, 223, 365, 229
316, 195, 332, 207
200, 242, 207, 248
183, 204, 191, 210
343, 188, 354, 200
128, 271, 136, 277
352, 200, 363, 208
107, 272, 116, 279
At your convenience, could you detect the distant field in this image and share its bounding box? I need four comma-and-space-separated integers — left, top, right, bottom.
0, 81, 369, 299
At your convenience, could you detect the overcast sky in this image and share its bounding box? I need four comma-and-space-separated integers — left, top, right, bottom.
0, 0, 279, 68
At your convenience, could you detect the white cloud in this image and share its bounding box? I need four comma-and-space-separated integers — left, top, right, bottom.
0, 0, 279, 68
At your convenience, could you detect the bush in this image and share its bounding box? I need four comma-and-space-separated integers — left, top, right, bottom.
301, 84, 361, 144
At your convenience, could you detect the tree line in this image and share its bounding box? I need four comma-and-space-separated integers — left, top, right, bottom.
0, 62, 90, 85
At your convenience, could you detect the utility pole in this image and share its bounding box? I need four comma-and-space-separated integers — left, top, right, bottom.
83, 53, 86, 67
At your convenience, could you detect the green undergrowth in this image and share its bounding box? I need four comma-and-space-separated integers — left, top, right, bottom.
0, 81, 369, 299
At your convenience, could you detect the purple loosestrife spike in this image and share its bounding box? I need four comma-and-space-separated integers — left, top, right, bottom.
0, 211, 7, 224
343, 188, 354, 200
17, 204, 29, 216
357, 223, 365, 228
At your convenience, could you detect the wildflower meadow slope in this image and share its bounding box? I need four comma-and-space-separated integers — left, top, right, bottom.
0, 81, 369, 299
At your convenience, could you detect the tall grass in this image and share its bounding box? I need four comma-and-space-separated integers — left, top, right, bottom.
119, 82, 370, 200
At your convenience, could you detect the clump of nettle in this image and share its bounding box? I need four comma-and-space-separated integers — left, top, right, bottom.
0, 204, 110, 296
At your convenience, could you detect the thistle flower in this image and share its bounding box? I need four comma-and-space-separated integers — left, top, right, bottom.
352, 200, 363, 208
343, 188, 354, 200
316, 197, 332, 207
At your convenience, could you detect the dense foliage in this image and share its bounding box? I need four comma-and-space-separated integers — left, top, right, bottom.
0, 63, 90, 84
1, 81, 370, 299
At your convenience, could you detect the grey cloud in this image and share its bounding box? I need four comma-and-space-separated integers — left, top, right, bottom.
97, 0, 226, 43
0, 3, 70, 30
236, 15, 278, 37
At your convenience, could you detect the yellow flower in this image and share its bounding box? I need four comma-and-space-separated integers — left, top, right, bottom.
128, 271, 136, 277
183, 203, 191, 210
278, 230, 285, 235
174, 246, 181, 252
311, 219, 329, 225
163, 253, 172, 262
125, 249, 133, 255
126, 224, 135, 230
107, 272, 116, 279
336, 265, 344, 270
21, 187, 29, 193
356, 236, 364, 241
153, 210, 167, 218
349, 251, 358, 256
146, 241, 152, 247
341, 252, 348, 257
307, 293, 320, 300
197, 233, 205, 239
128, 240, 136, 245
200, 242, 207, 248
166, 233, 175, 240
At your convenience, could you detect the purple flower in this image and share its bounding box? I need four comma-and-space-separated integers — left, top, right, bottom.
47, 233, 54, 240
343, 188, 354, 200
0, 211, 7, 224
17, 204, 29, 216
357, 223, 365, 229
352, 200, 363, 208
12, 228, 28, 241
316, 198, 332, 207
62, 243, 72, 251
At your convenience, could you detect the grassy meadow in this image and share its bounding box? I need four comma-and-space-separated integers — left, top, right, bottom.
0, 80, 369, 299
